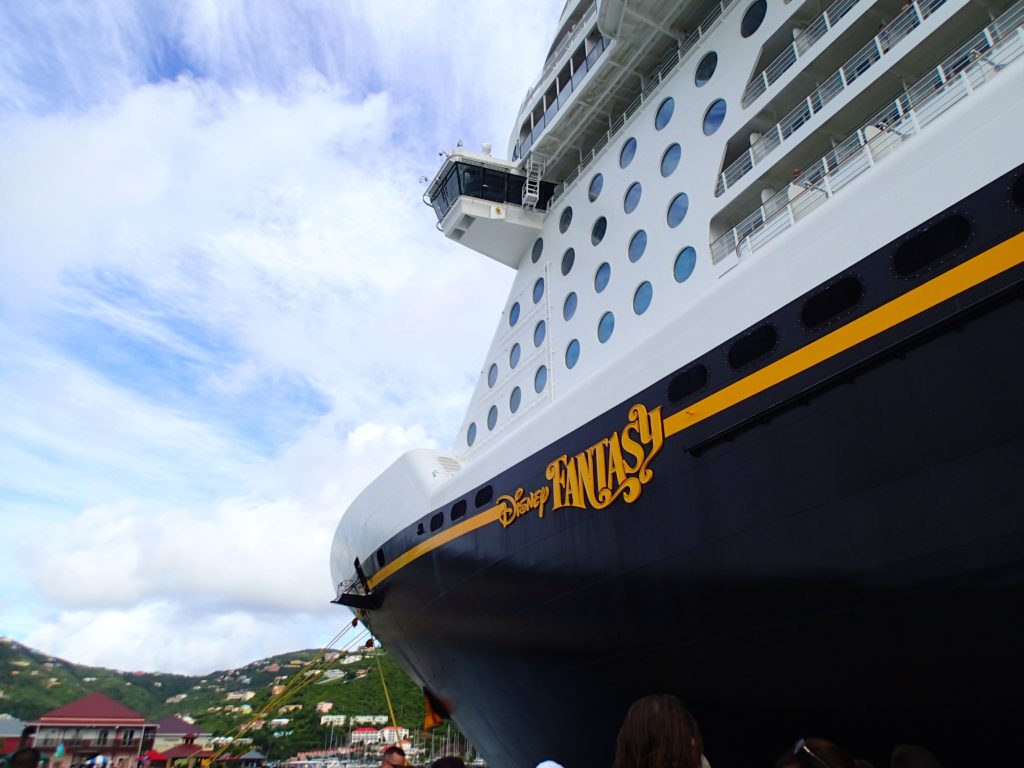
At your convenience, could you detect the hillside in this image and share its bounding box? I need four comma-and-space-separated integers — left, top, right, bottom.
0, 637, 427, 757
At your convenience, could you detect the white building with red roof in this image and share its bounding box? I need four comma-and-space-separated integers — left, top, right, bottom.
26, 693, 157, 768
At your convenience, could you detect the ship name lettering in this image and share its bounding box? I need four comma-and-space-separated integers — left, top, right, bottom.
496, 486, 551, 528
545, 404, 664, 511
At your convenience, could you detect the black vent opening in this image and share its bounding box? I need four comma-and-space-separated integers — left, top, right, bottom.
475, 485, 494, 508
429, 512, 444, 533
728, 325, 778, 370
375, 549, 385, 567
801, 276, 864, 329
416, 523, 424, 536
1013, 174, 1024, 210
451, 499, 467, 521
668, 365, 708, 402
893, 215, 970, 276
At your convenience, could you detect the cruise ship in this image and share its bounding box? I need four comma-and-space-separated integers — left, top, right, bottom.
330, 0, 1024, 764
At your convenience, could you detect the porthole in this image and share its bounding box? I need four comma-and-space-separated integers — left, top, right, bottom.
531, 237, 544, 263
565, 339, 581, 369
534, 319, 546, 347
430, 512, 444, 533
633, 282, 653, 315
475, 485, 493, 507
674, 246, 697, 282
741, 0, 768, 37
801, 275, 863, 328
487, 405, 498, 430
533, 277, 545, 304
451, 499, 467, 521
467, 422, 477, 446
592, 216, 608, 245
563, 292, 578, 321
561, 248, 575, 276
376, 548, 386, 567
535, 365, 548, 393
589, 173, 604, 202
628, 230, 648, 263
620, 137, 638, 169
595, 262, 611, 293
598, 312, 615, 343
655, 97, 675, 130
668, 365, 708, 402
510, 386, 522, 413
695, 52, 718, 86
667, 194, 690, 228
893, 214, 971, 276
509, 343, 521, 369
703, 99, 727, 135
560, 207, 573, 233
487, 363, 498, 387
1013, 174, 1024, 209
728, 325, 778, 369
661, 143, 681, 177
624, 182, 642, 214
509, 302, 520, 327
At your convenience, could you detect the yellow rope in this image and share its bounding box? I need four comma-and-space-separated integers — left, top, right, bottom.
375, 651, 399, 738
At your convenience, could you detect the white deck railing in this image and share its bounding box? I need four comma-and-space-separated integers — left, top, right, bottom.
710, 0, 1024, 265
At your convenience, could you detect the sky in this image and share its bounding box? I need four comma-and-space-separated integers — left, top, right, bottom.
0, 1, 562, 675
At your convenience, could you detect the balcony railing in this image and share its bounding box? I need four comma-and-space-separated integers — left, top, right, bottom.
741, 0, 864, 107
718, 0, 953, 196
710, 0, 1024, 265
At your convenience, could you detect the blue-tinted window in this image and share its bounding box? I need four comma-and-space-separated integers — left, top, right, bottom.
633, 282, 653, 314
563, 292, 578, 321
559, 207, 573, 233
589, 173, 604, 202
535, 365, 548, 393
661, 144, 681, 177
510, 342, 521, 369
487, 364, 498, 387
598, 312, 615, 343
534, 320, 546, 347
741, 0, 767, 37
509, 302, 520, 327
655, 97, 675, 130
619, 137, 637, 168
695, 52, 718, 86
595, 262, 611, 293
667, 193, 690, 228
561, 248, 575, 276
592, 216, 607, 245
467, 422, 477, 446
703, 99, 727, 135
674, 246, 697, 282
565, 339, 580, 369
624, 182, 642, 214
628, 230, 647, 263
533, 277, 545, 304
487, 405, 498, 430
531, 237, 544, 263
510, 386, 522, 413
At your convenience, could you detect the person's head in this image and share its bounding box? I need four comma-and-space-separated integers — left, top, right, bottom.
775, 738, 856, 768
10, 749, 41, 768
380, 746, 406, 768
429, 757, 465, 768
889, 744, 942, 768
613, 694, 703, 768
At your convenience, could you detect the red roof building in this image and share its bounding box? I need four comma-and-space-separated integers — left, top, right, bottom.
26, 693, 157, 768
153, 716, 212, 753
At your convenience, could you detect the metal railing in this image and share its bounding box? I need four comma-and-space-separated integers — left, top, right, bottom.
547, 0, 739, 207
741, 0, 863, 107
710, 0, 1024, 265
717, 0, 952, 196
518, 3, 599, 115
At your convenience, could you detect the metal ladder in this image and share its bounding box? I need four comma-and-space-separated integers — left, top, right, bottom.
522, 154, 546, 209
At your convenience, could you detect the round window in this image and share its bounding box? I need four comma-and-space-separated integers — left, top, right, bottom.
509, 342, 521, 369
487, 405, 498, 430
633, 282, 653, 315
628, 230, 647, 263
655, 97, 675, 130
565, 339, 581, 369
592, 216, 608, 246
534, 319, 546, 347
624, 182, 642, 214
509, 302, 520, 327
619, 137, 638, 168
661, 143, 681, 177
598, 312, 615, 343
535, 365, 548, 393
589, 173, 604, 202
559, 206, 573, 234
533, 277, 545, 304
561, 248, 575, 276
467, 422, 477, 446
531, 237, 544, 263
741, 0, 768, 37
695, 52, 718, 86
563, 292, 578, 321
667, 193, 690, 228
595, 262, 611, 293
487, 364, 498, 388
674, 246, 697, 283
703, 99, 727, 135
510, 386, 522, 413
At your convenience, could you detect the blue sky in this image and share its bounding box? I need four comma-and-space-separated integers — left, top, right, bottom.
0, 1, 560, 674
